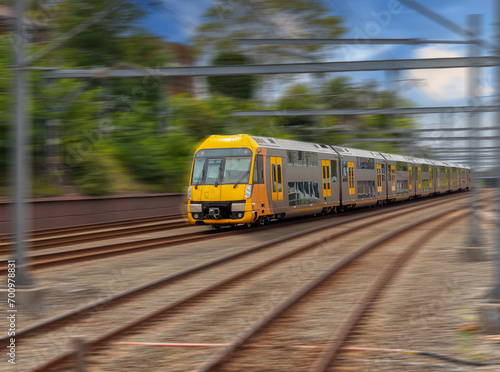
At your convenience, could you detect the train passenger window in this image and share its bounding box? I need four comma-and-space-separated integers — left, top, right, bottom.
377, 164, 382, 192
396, 180, 409, 194
342, 161, 348, 182
396, 161, 408, 171
357, 180, 376, 198
288, 182, 320, 206
307, 152, 319, 167
357, 157, 375, 169
277, 164, 282, 192
322, 165, 327, 190
331, 160, 338, 182
253, 155, 264, 184
287, 150, 296, 166
272, 164, 277, 192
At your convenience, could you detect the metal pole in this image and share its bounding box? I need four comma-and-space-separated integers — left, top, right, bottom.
13, 0, 32, 286
493, 0, 500, 300
467, 14, 484, 247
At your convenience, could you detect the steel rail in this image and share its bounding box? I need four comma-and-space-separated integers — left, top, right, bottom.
197, 208, 464, 371
0, 219, 188, 253
0, 228, 232, 275
0, 214, 183, 242
309, 212, 466, 371
24, 196, 466, 371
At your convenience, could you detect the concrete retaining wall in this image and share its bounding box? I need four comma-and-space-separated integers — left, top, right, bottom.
0, 194, 185, 232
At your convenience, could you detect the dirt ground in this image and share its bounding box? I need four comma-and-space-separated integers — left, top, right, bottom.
333, 207, 500, 371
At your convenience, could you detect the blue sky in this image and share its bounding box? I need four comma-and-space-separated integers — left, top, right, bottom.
139, 1, 494, 53
138, 0, 497, 163
138, 0, 495, 105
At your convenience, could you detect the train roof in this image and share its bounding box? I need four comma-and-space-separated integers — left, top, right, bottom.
250, 136, 388, 159
411, 157, 434, 165
209, 135, 469, 169
250, 136, 336, 154
379, 152, 416, 163
331, 146, 386, 160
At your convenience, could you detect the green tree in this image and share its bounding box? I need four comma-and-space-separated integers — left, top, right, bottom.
195, 0, 344, 62
207, 52, 256, 99
276, 83, 318, 130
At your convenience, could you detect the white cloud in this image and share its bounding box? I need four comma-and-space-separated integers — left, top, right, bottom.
407, 46, 467, 103
334, 44, 396, 62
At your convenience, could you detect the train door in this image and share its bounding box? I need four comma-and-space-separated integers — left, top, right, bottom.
429, 167, 433, 191
408, 166, 413, 192
391, 165, 396, 192
377, 164, 382, 195
322, 160, 331, 197
270, 156, 283, 201
252, 154, 268, 217
348, 161, 355, 195
330, 159, 340, 204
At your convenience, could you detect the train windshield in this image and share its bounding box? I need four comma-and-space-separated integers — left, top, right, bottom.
191, 148, 253, 185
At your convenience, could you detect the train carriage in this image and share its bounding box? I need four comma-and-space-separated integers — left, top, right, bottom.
433, 161, 450, 194
413, 157, 435, 197
458, 164, 471, 191
379, 153, 413, 202
264, 137, 338, 220
187, 134, 469, 227
333, 147, 386, 208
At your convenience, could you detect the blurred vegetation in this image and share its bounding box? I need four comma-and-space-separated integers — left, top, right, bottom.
207, 52, 256, 100
0, 0, 418, 198
194, 0, 344, 62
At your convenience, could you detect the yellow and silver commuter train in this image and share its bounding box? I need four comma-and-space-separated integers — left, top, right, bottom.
186, 134, 470, 227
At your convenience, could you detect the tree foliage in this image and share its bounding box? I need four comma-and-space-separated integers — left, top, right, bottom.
195, 0, 344, 62
0, 1, 421, 197
207, 52, 256, 99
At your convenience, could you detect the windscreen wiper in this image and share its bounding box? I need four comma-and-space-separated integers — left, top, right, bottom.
195, 169, 205, 189
233, 169, 250, 188
215, 165, 223, 187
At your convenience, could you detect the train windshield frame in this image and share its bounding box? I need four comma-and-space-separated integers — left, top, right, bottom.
191, 148, 253, 186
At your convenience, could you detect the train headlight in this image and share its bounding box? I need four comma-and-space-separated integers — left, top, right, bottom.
245, 184, 253, 199
187, 186, 192, 200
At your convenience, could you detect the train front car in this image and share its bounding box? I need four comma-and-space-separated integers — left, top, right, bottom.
187, 135, 263, 227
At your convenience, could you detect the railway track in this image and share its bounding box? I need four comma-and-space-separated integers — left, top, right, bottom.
0, 193, 467, 276
0, 214, 186, 253
14, 194, 468, 371
198, 210, 465, 371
